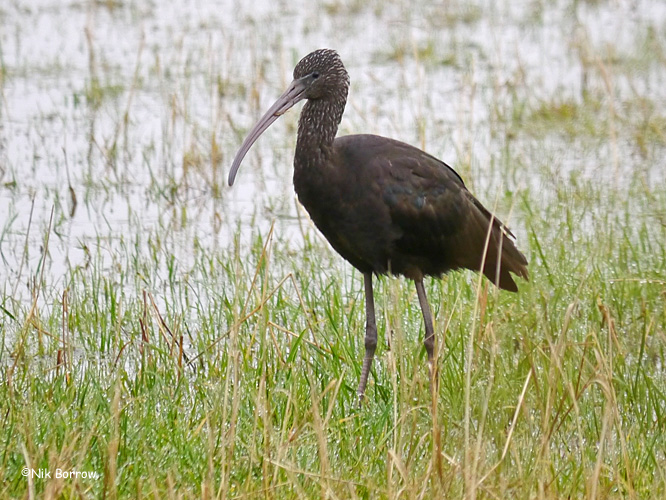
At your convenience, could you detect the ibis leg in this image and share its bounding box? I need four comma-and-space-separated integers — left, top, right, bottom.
357, 272, 377, 403
415, 279, 437, 391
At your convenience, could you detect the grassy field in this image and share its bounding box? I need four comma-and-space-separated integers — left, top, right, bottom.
2, 0, 666, 498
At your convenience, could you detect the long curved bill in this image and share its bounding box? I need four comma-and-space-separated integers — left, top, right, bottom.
228, 77, 308, 186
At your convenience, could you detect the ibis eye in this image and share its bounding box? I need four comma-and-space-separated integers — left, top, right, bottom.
312, 71, 320, 79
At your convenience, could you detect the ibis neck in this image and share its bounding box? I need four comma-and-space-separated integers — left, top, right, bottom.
295, 95, 346, 170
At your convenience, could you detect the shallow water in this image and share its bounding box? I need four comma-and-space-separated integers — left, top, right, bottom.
1, 0, 665, 302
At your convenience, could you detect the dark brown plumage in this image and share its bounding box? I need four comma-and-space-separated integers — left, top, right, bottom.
229, 49, 528, 402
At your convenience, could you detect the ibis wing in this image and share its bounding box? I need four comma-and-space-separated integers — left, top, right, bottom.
331, 134, 527, 288
371, 144, 486, 270
357, 136, 526, 288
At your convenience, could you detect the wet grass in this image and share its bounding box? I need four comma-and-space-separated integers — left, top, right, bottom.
2, 0, 666, 498
2, 170, 666, 498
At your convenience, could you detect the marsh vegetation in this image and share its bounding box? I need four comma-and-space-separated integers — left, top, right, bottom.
1, 0, 665, 497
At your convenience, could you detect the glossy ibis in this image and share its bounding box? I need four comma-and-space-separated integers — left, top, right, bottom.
229, 49, 528, 402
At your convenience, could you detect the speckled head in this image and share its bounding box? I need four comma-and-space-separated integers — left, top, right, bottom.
293, 49, 349, 100
228, 49, 349, 185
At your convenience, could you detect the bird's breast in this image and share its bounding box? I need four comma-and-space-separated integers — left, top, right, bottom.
293, 162, 395, 274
